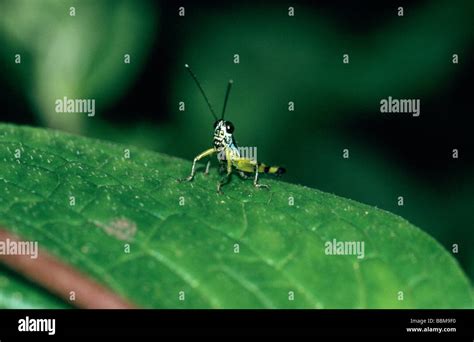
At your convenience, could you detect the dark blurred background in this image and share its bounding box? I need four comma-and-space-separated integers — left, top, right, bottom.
0, 0, 472, 281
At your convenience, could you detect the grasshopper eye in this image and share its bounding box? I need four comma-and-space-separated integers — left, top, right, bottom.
226, 121, 234, 133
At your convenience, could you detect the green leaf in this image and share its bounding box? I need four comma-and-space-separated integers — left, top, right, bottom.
0, 124, 471, 308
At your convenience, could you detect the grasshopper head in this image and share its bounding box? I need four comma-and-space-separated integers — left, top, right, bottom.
213, 120, 234, 149
214, 120, 234, 133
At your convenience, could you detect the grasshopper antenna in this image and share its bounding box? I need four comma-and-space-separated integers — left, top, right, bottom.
221, 80, 233, 120
185, 64, 218, 121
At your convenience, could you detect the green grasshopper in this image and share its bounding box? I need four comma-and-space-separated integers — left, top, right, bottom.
178, 64, 285, 194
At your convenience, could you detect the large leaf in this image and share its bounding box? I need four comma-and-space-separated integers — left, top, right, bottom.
0, 124, 471, 308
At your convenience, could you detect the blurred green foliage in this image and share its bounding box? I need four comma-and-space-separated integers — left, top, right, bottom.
0, 0, 157, 132
0, 0, 472, 283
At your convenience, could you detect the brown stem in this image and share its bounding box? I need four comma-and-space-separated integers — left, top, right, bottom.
0, 228, 137, 309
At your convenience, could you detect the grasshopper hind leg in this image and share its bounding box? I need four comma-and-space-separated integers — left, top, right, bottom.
253, 164, 270, 190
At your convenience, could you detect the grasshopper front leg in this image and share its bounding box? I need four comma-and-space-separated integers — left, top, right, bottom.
217, 149, 233, 194
178, 148, 216, 182
203, 160, 212, 175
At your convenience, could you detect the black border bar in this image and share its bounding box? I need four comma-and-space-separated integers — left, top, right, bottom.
0, 309, 472, 337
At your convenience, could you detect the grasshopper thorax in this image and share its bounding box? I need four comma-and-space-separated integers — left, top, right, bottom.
213, 120, 235, 151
